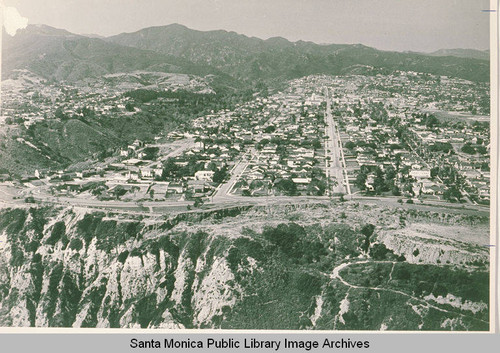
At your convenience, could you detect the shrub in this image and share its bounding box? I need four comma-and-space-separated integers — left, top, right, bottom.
68, 238, 83, 251
118, 250, 129, 264
47, 222, 66, 246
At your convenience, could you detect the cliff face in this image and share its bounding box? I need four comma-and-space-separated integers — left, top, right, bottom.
0, 205, 490, 330
377, 230, 489, 267
0, 207, 243, 328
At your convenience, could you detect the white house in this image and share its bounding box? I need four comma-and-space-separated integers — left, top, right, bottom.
194, 170, 215, 182
409, 169, 431, 179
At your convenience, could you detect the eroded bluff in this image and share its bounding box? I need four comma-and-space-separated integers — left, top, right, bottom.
0, 207, 250, 328
0, 205, 490, 330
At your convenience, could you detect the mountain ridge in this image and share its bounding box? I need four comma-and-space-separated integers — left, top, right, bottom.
427, 48, 489, 61
2, 23, 490, 84
2, 24, 238, 88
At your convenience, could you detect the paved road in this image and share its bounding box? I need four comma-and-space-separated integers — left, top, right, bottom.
212, 149, 254, 202
2, 184, 489, 218
324, 88, 347, 195
148, 138, 195, 168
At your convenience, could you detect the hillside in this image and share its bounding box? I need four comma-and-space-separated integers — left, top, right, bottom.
0, 203, 489, 329
428, 49, 489, 61
1, 25, 233, 86
0, 87, 250, 176
2, 24, 490, 85
107, 24, 490, 83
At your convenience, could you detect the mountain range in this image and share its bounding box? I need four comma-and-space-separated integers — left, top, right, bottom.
427, 48, 489, 61
2, 24, 490, 88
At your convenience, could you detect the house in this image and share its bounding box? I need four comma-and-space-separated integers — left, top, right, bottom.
195, 141, 205, 150
187, 180, 210, 193
409, 169, 431, 179
126, 172, 139, 181
140, 168, 153, 179
477, 185, 490, 200
460, 169, 481, 180
419, 180, 437, 194
133, 139, 144, 148
365, 174, 375, 191
166, 183, 184, 194
429, 184, 445, 195
194, 170, 215, 182
292, 177, 311, 185
154, 168, 163, 178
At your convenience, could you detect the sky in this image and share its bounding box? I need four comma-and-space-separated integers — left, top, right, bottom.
1, 0, 492, 52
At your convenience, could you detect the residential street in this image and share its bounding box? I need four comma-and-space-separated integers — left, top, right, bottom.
324, 88, 347, 195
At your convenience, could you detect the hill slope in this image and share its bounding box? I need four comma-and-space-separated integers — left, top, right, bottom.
1, 25, 230, 84
2, 24, 490, 84
428, 49, 489, 61
107, 24, 489, 82
0, 204, 489, 329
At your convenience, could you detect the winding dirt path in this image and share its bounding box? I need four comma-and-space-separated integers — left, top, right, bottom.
326, 260, 488, 326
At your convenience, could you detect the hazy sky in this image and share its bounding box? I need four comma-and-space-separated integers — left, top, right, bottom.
3, 0, 491, 52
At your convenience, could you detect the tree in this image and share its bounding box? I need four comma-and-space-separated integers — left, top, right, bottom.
112, 186, 127, 199
373, 167, 386, 194
360, 224, 375, 253
307, 178, 326, 196
476, 146, 487, 154
461, 144, 476, 155
443, 185, 462, 202
369, 243, 397, 261
391, 185, 401, 196
345, 141, 356, 150
250, 180, 264, 190
161, 158, 178, 179
264, 125, 276, 133
429, 142, 453, 154
424, 114, 439, 128
430, 167, 439, 178
194, 198, 204, 207
143, 147, 159, 160
312, 138, 322, 149
403, 182, 414, 196
125, 102, 135, 112
55, 107, 68, 121
355, 171, 367, 190
384, 165, 396, 181
213, 166, 228, 184
261, 223, 306, 260
275, 178, 297, 196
